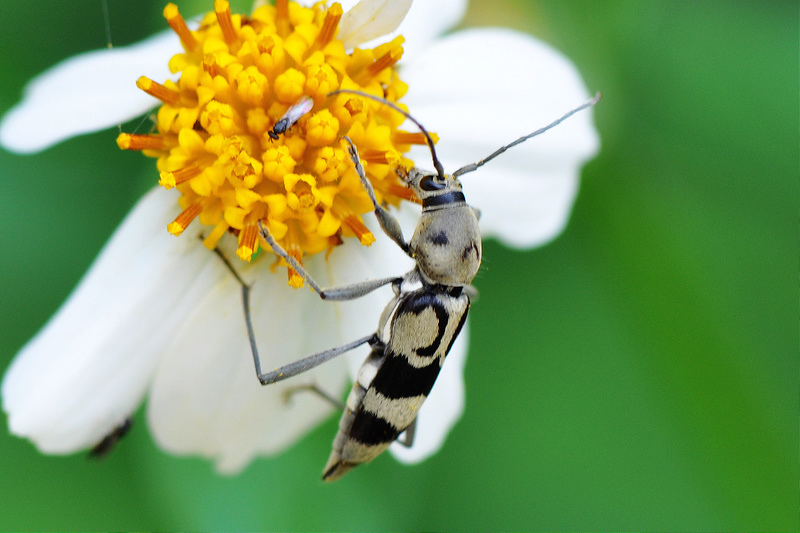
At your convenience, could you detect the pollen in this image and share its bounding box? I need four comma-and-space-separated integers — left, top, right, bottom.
119, 1, 431, 287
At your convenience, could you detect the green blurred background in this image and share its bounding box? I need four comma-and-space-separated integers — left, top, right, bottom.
0, 0, 796, 530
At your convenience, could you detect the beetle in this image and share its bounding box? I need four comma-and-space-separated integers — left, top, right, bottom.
236, 90, 600, 481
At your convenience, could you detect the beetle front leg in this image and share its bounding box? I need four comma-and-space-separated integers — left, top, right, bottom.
283, 383, 346, 410
213, 246, 384, 385
342, 136, 411, 257
257, 221, 398, 301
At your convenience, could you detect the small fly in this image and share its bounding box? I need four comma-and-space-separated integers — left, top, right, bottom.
269, 96, 314, 140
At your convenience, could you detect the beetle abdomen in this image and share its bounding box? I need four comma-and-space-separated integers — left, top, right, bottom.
323, 289, 469, 481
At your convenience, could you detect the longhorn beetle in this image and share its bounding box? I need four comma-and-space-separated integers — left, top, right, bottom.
234, 90, 600, 481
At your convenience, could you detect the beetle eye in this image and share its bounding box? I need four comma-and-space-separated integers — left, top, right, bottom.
419, 175, 446, 191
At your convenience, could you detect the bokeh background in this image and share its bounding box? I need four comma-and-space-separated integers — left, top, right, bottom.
0, 0, 796, 530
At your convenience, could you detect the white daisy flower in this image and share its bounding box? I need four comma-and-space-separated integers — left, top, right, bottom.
0, 0, 599, 477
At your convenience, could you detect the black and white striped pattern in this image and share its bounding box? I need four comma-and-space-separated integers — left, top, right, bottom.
323, 286, 470, 481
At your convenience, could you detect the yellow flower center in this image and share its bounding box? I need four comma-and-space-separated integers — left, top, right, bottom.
117, 0, 430, 287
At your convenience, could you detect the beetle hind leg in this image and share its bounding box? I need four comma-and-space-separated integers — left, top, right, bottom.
283, 383, 346, 410
396, 418, 417, 448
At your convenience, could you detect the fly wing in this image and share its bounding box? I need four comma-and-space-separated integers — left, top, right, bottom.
282, 96, 314, 126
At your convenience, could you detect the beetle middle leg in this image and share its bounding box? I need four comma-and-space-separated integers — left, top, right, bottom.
213, 246, 383, 385
283, 383, 346, 410
257, 135, 413, 296
396, 419, 417, 448
341, 136, 411, 256
256, 223, 398, 301
282, 384, 417, 448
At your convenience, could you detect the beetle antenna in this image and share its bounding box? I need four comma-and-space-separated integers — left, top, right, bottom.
327, 89, 445, 178
453, 92, 602, 178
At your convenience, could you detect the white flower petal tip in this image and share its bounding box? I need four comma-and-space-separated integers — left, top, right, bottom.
338, 0, 413, 50
393, 0, 468, 59
0, 188, 208, 454
0, 30, 179, 154
401, 28, 601, 249
334, 0, 467, 58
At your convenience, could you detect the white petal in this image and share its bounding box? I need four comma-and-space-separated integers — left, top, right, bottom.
467, 163, 580, 247
143, 188, 414, 475
156, 210, 412, 473
1, 187, 206, 453
0, 30, 179, 154
338, 0, 413, 50
148, 246, 357, 474
341, 0, 467, 58
401, 28, 600, 248
392, 0, 468, 59
390, 323, 467, 463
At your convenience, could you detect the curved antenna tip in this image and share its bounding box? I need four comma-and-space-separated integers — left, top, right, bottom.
452, 92, 602, 178
327, 89, 445, 178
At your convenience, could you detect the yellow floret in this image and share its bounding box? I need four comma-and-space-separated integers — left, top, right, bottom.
119, 0, 437, 287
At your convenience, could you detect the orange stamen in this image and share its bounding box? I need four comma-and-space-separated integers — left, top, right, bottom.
315, 3, 343, 47
116, 133, 165, 151
214, 0, 238, 45
361, 149, 399, 166
163, 3, 198, 51
286, 249, 304, 288
137, 76, 180, 106
167, 203, 203, 236
355, 43, 404, 84
393, 131, 438, 146
343, 215, 376, 246
343, 97, 364, 116
387, 182, 420, 204
203, 56, 221, 78
325, 234, 343, 259
159, 164, 203, 189
275, 0, 290, 37
237, 224, 258, 261
367, 49, 402, 77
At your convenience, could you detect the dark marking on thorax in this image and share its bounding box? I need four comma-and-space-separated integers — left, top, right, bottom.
461, 241, 480, 261
429, 230, 449, 246
422, 191, 466, 209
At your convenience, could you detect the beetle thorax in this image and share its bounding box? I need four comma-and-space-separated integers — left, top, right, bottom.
411, 205, 481, 286
403, 168, 482, 286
